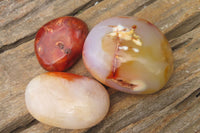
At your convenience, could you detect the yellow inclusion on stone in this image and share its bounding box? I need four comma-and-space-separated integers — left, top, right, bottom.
102, 24, 173, 94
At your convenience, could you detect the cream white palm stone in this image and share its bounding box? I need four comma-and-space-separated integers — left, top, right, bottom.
25, 72, 110, 129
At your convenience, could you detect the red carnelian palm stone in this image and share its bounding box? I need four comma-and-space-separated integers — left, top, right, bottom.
35, 16, 88, 71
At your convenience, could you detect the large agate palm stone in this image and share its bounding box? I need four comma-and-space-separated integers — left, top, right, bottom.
83, 16, 173, 94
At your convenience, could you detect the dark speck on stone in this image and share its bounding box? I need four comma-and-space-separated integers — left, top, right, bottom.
57, 42, 64, 49
65, 48, 71, 54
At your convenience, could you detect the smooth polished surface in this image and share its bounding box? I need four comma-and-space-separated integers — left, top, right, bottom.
35, 16, 88, 72
83, 16, 173, 94
25, 72, 110, 129
1, 0, 200, 132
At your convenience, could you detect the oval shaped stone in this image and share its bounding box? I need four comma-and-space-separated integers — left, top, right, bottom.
25, 72, 110, 129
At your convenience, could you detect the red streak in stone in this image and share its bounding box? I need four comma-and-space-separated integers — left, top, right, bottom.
106, 25, 137, 90
132, 25, 137, 29
107, 29, 121, 79
46, 72, 83, 81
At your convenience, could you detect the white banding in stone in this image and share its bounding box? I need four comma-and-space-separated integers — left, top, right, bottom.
119, 46, 129, 51
130, 80, 146, 92
132, 48, 139, 53
133, 39, 142, 46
